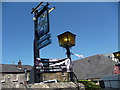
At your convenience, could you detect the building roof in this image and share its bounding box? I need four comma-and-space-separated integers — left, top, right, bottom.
0, 64, 32, 73
73, 54, 117, 79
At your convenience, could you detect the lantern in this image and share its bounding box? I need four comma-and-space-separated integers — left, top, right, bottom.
57, 31, 76, 48
113, 51, 120, 59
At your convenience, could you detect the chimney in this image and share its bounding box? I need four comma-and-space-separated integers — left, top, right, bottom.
18, 60, 22, 68
12, 61, 14, 65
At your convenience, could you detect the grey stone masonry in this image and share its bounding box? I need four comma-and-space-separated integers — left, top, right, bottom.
1, 73, 26, 88
1, 82, 85, 90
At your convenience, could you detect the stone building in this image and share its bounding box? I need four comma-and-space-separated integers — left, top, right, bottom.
73, 54, 117, 80
0, 60, 32, 88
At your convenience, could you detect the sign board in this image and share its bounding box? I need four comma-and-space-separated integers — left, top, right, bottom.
35, 58, 72, 72
38, 39, 51, 49
37, 7, 49, 39
36, 4, 51, 49
37, 33, 51, 44
37, 29, 50, 40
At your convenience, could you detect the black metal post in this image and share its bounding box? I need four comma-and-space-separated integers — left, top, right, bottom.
34, 10, 38, 59
66, 47, 71, 59
65, 47, 74, 82
33, 10, 40, 83
33, 11, 37, 83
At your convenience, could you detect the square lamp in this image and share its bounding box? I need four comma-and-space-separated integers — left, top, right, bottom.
57, 31, 76, 48
113, 51, 120, 59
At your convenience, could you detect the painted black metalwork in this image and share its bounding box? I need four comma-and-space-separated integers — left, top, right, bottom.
31, 2, 54, 83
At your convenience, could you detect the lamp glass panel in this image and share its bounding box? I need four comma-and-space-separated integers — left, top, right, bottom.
114, 53, 120, 58
58, 33, 68, 47
68, 33, 75, 46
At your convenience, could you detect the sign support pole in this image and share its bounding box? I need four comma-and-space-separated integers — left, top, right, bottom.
33, 10, 41, 83
31, 2, 54, 83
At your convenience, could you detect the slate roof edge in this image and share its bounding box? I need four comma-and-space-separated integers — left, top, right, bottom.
0, 64, 32, 66
73, 54, 104, 62
0, 64, 33, 73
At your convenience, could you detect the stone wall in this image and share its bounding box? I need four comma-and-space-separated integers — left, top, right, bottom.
2, 82, 85, 90
30, 82, 85, 90
0, 73, 30, 88
42, 72, 69, 81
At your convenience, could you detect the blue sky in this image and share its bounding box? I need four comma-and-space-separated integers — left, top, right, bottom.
2, 2, 118, 65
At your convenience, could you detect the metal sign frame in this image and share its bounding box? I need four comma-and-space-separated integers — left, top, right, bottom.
31, 2, 55, 83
